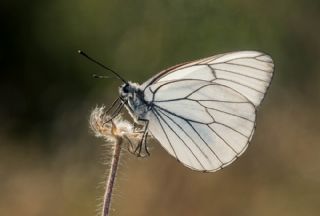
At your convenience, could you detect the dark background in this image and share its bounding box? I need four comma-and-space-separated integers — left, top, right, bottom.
1, 0, 320, 215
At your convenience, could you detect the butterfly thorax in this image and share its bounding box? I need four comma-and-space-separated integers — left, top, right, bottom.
119, 82, 150, 123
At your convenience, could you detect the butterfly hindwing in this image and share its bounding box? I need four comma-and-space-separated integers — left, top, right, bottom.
144, 79, 256, 171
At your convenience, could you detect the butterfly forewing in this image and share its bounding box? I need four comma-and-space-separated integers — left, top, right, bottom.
143, 51, 273, 107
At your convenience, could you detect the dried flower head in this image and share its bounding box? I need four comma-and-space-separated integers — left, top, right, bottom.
90, 106, 144, 152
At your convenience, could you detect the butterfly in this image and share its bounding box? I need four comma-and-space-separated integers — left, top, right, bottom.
81, 50, 274, 172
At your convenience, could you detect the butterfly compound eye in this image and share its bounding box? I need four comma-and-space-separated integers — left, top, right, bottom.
122, 84, 130, 93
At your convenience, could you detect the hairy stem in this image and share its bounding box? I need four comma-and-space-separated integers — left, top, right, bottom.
102, 137, 122, 216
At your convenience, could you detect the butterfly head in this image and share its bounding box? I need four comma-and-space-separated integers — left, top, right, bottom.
119, 82, 148, 119
119, 82, 140, 100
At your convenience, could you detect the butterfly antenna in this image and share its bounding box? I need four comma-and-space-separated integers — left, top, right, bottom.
78, 50, 128, 84
92, 74, 110, 79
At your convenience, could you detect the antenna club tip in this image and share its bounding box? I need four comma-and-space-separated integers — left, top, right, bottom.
78, 50, 83, 54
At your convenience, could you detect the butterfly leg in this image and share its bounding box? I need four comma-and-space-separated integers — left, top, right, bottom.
134, 119, 150, 157
133, 126, 146, 134
104, 97, 120, 115
142, 131, 150, 156
133, 122, 142, 133
102, 102, 124, 126
123, 135, 135, 153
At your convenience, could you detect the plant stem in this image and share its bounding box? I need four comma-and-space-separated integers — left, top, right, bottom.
102, 137, 122, 216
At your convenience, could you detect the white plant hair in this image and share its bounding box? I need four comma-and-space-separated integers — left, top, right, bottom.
89, 106, 143, 145
89, 105, 147, 216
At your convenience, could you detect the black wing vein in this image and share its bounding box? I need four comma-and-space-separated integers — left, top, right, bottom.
153, 108, 206, 169
157, 107, 224, 166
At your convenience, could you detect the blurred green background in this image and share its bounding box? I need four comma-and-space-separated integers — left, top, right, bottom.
1, 0, 320, 215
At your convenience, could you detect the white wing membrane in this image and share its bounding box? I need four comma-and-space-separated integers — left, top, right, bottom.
144, 80, 256, 171
140, 51, 273, 171
144, 51, 273, 107
156, 65, 214, 82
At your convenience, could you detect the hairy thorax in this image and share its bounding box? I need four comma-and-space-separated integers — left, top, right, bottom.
120, 82, 150, 123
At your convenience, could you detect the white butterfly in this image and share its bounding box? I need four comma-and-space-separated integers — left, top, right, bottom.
82, 50, 274, 172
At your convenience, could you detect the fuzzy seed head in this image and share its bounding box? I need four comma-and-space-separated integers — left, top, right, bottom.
89, 106, 143, 143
